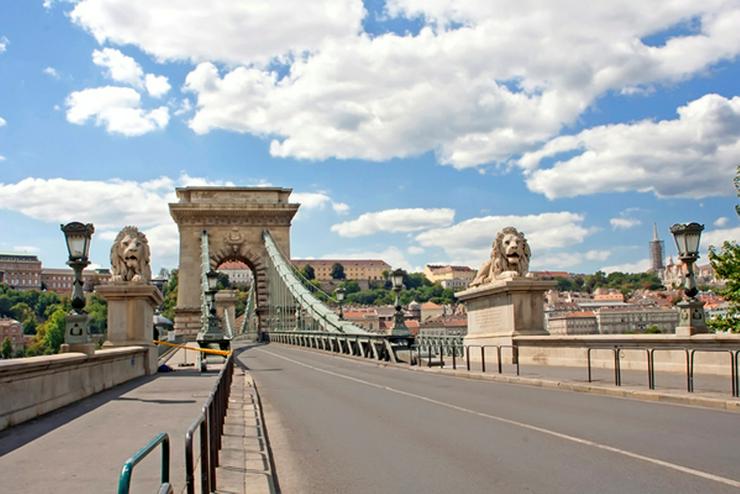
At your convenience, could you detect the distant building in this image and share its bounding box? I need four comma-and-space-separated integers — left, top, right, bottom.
547, 311, 598, 335
292, 259, 390, 282
593, 288, 624, 302
342, 308, 382, 332
0, 253, 42, 290
595, 307, 678, 334
649, 223, 665, 273
420, 301, 444, 322
41, 268, 111, 295
217, 260, 253, 288
531, 271, 572, 280
0, 318, 25, 352
423, 264, 476, 291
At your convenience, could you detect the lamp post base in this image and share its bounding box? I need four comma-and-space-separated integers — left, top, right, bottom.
675, 299, 709, 336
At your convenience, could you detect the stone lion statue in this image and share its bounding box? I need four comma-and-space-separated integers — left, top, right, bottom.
470, 226, 531, 287
110, 226, 152, 284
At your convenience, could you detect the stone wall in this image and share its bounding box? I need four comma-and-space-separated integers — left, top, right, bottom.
0, 346, 148, 431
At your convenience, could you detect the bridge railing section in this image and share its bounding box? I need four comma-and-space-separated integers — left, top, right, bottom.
184, 353, 234, 494
268, 330, 415, 363
117, 432, 173, 494
262, 230, 368, 336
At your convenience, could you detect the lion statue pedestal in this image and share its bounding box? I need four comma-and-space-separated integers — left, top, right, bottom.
458, 227, 555, 355
96, 226, 163, 375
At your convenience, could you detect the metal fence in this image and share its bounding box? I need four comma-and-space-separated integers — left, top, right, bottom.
117, 432, 172, 494
184, 353, 235, 494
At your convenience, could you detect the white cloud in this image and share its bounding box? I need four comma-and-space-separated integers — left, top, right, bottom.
601, 258, 651, 274
714, 216, 729, 227
145, 73, 170, 98
66, 86, 169, 136
407, 246, 425, 255
0, 155, 5, 162
290, 191, 348, 217
332, 202, 350, 215
0, 36, 8, 54
321, 246, 413, 271
415, 212, 591, 266
168, 2, 740, 168
12, 245, 40, 254
532, 249, 611, 270
43, 67, 60, 79
0, 174, 349, 267
92, 47, 144, 87
610, 217, 641, 230
174, 98, 193, 117
522, 94, 740, 199
702, 226, 740, 249
0, 116, 6, 127
331, 208, 455, 237
71, 0, 365, 66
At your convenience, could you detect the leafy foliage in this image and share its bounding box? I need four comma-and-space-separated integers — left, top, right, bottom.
1, 337, 12, 359
554, 271, 663, 295
708, 241, 739, 333
330, 263, 346, 280
301, 264, 315, 280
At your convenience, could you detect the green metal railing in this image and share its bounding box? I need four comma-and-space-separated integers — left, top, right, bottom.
117, 432, 172, 494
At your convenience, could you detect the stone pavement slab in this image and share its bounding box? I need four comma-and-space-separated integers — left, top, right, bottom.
0, 348, 221, 493
214, 366, 274, 494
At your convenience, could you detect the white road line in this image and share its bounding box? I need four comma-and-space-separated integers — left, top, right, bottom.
257, 348, 740, 489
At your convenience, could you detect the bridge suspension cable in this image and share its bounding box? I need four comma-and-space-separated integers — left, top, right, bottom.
262, 230, 369, 335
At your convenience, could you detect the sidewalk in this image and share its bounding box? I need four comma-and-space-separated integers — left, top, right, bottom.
0, 348, 221, 493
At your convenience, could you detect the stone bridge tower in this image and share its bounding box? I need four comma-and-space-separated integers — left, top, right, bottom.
169, 187, 299, 337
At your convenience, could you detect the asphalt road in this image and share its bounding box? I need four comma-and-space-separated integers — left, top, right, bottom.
238, 343, 740, 494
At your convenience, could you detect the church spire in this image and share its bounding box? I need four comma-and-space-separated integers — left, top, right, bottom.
652, 222, 659, 241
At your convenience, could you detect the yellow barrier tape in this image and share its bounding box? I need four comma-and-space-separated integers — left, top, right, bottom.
154, 340, 232, 357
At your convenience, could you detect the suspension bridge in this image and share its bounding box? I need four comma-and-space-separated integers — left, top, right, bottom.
1, 186, 739, 494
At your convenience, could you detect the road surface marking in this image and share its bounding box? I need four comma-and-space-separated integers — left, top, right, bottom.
257, 348, 740, 489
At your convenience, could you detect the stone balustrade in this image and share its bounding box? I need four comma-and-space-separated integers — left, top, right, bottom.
0, 346, 149, 431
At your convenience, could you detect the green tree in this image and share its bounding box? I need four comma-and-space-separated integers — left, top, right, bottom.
708, 241, 740, 332
86, 295, 108, 335
161, 269, 179, 321
330, 263, 346, 280
1, 337, 12, 359
33, 305, 69, 354
301, 264, 316, 280
339, 280, 361, 294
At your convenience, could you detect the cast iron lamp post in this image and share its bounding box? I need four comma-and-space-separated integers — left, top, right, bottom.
670, 222, 708, 335
335, 286, 346, 320
390, 268, 410, 337
205, 269, 220, 333
60, 222, 95, 353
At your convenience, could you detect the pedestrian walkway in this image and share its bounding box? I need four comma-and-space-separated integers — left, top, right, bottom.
0, 348, 221, 493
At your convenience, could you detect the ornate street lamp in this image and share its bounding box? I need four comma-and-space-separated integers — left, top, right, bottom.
60, 221, 95, 354
61, 222, 94, 311
670, 222, 707, 335
390, 268, 410, 337
335, 286, 346, 320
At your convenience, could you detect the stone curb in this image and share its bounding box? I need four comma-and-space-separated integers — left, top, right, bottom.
272, 343, 740, 413
214, 367, 275, 494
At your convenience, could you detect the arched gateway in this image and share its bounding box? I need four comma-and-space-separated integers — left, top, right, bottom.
168, 187, 299, 337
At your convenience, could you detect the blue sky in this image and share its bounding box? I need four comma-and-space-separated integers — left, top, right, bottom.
0, 1, 738, 274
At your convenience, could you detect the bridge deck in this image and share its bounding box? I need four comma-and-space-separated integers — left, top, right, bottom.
0, 348, 220, 493
243, 343, 740, 494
